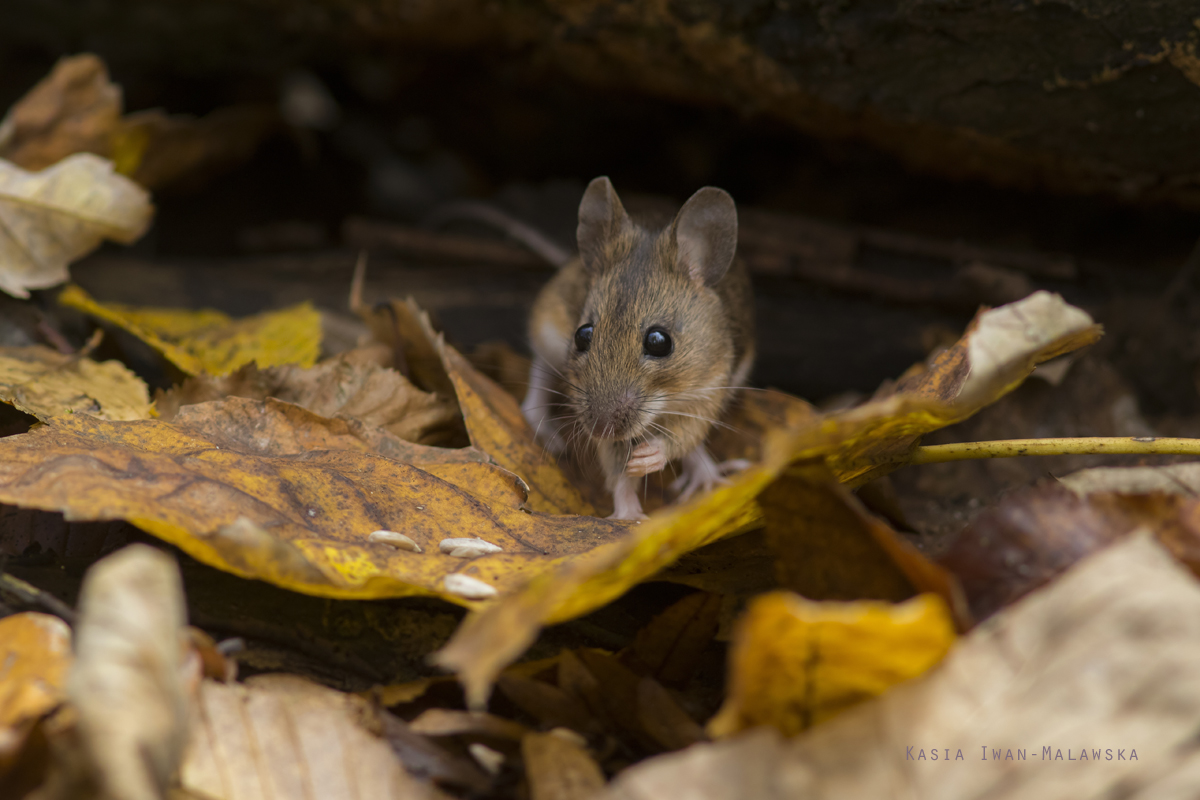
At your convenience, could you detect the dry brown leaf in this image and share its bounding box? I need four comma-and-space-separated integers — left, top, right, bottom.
0, 345, 151, 420
0, 397, 631, 604
604, 534, 1200, 800
111, 105, 278, 191
0, 53, 276, 191
937, 482, 1200, 622
0, 54, 120, 171
156, 350, 461, 446
181, 673, 450, 800
0, 154, 153, 298
522, 730, 607, 800
619, 591, 722, 688
1059, 462, 1200, 496
33, 544, 193, 800
495, 674, 599, 737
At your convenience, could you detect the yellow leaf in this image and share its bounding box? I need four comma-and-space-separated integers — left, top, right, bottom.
433, 292, 1097, 706
0, 612, 72, 736
707, 592, 956, 738
0, 153, 152, 298
155, 349, 461, 446
0, 397, 632, 605
59, 284, 322, 376
0, 345, 151, 420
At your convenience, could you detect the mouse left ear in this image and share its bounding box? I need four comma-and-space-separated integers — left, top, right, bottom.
670, 187, 738, 287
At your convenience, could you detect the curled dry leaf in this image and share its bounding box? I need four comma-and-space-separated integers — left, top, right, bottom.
0, 154, 152, 299
156, 350, 462, 446
0, 53, 277, 190
181, 674, 450, 800
0, 345, 151, 420
0, 54, 121, 171
604, 535, 1200, 800
59, 284, 322, 377
33, 543, 192, 800
0, 613, 72, 783
434, 293, 1098, 707
707, 592, 956, 738
0, 397, 631, 604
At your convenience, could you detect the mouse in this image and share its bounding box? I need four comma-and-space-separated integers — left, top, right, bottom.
520, 176, 755, 520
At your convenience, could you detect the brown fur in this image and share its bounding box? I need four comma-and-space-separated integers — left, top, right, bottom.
527, 177, 755, 497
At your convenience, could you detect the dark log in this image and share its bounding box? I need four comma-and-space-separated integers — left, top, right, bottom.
5, 0, 1200, 207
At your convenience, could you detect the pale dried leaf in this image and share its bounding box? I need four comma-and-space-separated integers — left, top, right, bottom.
604, 535, 1200, 800
0, 345, 151, 420
0, 153, 153, 298
181, 674, 448, 800
522, 731, 606, 800
34, 544, 191, 800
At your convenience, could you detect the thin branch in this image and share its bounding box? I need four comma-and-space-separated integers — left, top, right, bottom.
910, 436, 1200, 465
0, 572, 76, 624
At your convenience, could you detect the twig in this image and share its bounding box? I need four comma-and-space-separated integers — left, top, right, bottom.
0, 572, 76, 624
425, 201, 573, 267
909, 436, 1200, 465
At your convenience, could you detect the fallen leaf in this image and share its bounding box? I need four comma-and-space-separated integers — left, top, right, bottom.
33, 543, 193, 800
0, 54, 120, 171
0, 613, 72, 785
0, 345, 151, 420
409, 709, 530, 742
761, 465, 968, 624
0, 54, 277, 191
0, 397, 632, 604
418, 308, 592, 515
111, 105, 279, 191
604, 534, 1200, 800
434, 293, 1097, 707
937, 481, 1200, 622
156, 350, 462, 446
619, 591, 723, 688
495, 674, 599, 737
707, 592, 955, 738
59, 284, 322, 376
181, 673, 450, 800
0, 154, 153, 299
522, 730, 607, 800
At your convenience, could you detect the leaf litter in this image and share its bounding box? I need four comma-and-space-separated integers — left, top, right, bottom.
1, 53, 1196, 798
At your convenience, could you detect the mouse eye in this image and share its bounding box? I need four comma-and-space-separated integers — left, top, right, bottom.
574, 323, 594, 353
643, 327, 673, 358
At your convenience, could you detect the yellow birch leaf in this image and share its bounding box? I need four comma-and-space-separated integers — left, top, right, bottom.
707, 592, 956, 738
59, 284, 322, 376
0, 153, 153, 298
0, 345, 151, 420
0, 397, 631, 605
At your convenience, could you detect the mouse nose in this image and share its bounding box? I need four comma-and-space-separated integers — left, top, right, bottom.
587, 388, 642, 440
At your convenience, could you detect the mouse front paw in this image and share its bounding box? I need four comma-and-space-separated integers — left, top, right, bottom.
625, 439, 668, 477
670, 450, 751, 501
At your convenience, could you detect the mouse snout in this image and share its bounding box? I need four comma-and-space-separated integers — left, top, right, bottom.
580, 387, 644, 441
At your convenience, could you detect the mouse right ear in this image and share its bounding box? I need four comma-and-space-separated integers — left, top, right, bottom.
577, 176, 631, 274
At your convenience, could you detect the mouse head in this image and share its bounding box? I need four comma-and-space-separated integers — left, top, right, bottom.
564, 176, 739, 443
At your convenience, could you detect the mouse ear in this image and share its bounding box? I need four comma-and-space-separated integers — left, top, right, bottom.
577, 176, 631, 274
671, 187, 738, 286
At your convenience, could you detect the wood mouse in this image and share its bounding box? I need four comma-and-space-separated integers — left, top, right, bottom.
521, 176, 755, 520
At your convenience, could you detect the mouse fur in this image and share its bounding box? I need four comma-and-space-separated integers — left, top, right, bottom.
522, 176, 755, 520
